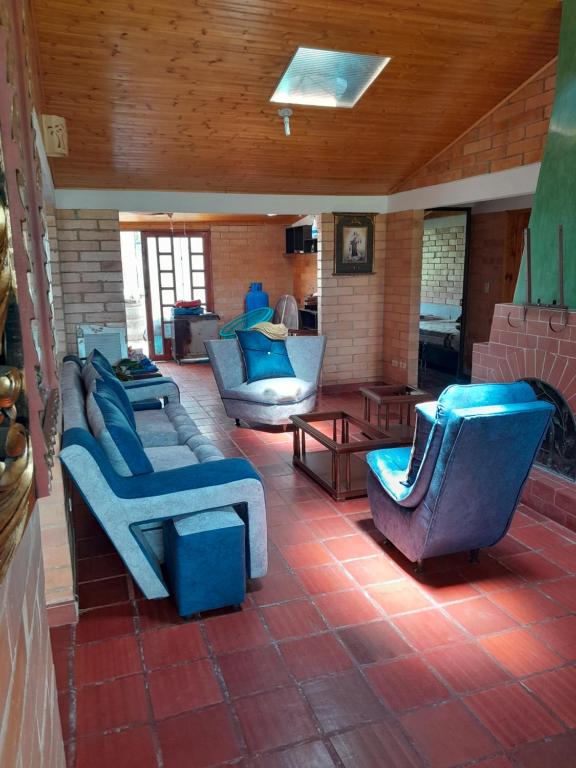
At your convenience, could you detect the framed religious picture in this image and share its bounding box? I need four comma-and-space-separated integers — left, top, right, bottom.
333, 213, 375, 274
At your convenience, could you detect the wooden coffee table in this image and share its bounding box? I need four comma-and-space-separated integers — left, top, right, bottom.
359, 384, 431, 431
290, 411, 414, 501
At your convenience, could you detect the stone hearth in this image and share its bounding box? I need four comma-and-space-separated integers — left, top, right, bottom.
472, 303, 576, 533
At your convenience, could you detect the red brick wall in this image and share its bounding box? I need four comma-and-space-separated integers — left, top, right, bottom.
398, 60, 556, 191
210, 223, 294, 325
382, 211, 424, 387
0, 510, 65, 767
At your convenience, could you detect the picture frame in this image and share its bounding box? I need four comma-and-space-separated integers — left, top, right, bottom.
333, 213, 376, 275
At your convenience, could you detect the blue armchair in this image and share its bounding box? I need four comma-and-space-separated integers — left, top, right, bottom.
366, 382, 553, 569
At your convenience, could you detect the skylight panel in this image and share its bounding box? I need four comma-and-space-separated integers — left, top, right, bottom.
270, 47, 390, 108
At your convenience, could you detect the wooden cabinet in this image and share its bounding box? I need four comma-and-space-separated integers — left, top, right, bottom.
285, 225, 317, 254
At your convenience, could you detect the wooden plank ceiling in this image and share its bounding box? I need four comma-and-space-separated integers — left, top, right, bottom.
32, 0, 561, 195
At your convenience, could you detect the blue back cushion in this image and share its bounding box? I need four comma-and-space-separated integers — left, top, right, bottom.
89, 348, 117, 376
92, 361, 136, 429
93, 391, 153, 476
436, 382, 535, 422
236, 330, 296, 384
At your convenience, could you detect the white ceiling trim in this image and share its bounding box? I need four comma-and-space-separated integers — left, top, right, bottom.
54, 163, 540, 214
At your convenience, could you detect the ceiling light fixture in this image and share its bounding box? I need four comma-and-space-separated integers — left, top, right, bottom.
278, 108, 292, 136
271, 47, 391, 108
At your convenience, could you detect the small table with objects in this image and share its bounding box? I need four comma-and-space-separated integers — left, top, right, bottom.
290, 410, 414, 501
359, 384, 431, 441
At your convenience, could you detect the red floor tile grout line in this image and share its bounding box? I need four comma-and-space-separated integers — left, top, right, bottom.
54, 361, 576, 767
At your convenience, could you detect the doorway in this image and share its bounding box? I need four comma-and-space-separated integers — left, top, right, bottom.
141, 230, 213, 360
418, 208, 471, 394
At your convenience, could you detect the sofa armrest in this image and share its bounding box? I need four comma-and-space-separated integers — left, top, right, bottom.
123, 377, 180, 403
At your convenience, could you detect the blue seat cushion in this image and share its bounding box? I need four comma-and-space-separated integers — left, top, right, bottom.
92, 390, 153, 476
236, 330, 296, 384
224, 377, 315, 405
367, 447, 414, 502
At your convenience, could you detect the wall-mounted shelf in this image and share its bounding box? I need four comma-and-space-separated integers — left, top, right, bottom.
285, 225, 317, 254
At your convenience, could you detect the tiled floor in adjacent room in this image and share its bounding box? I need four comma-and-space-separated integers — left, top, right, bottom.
52, 362, 576, 768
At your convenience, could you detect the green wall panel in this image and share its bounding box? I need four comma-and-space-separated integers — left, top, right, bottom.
514, 0, 576, 308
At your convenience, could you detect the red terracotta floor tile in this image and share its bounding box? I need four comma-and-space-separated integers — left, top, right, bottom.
500, 551, 567, 581
343, 556, 403, 586
511, 524, 572, 550
77, 575, 130, 610
479, 628, 563, 677
253, 740, 336, 768
540, 542, 576, 572
487, 586, 568, 624
269, 521, 316, 546
148, 658, 222, 719
250, 571, 305, 606
337, 621, 411, 665
76, 674, 149, 737
279, 632, 353, 681
75, 634, 142, 686
530, 615, 576, 660
307, 516, 355, 540
267, 546, 291, 574
303, 670, 388, 732
461, 558, 523, 593
76, 553, 126, 584
158, 704, 242, 768
365, 656, 450, 712
488, 536, 530, 559
295, 564, 353, 596
366, 581, 433, 615
75, 725, 157, 768
204, 610, 269, 654
330, 722, 422, 768
137, 598, 183, 632
75, 535, 116, 559
234, 686, 317, 752
218, 644, 291, 697
415, 572, 481, 604
291, 499, 339, 520
465, 683, 565, 748
75, 602, 135, 645
472, 759, 513, 768
314, 590, 381, 628
141, 623, 207, 670
57, 693, 70, 743
52, 648, 70, 692
425, 642, 511, 693
261, 599, 326, 640
280, 541, 335, 569
538, 576, 576, 611
324, 535, 380, 561
513, 731, 576, 768
401, 699, 499, 768
445, 596, 519, 636
392, 609, 467, 650
524, 666, 576, 728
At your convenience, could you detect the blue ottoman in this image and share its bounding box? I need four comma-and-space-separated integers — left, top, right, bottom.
163, 508, 246, 618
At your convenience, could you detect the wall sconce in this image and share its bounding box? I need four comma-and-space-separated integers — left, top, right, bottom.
278, 108, 293, 137
41, 115, 68, 157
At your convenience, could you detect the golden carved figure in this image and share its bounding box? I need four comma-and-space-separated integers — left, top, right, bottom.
0, 195, 34, 581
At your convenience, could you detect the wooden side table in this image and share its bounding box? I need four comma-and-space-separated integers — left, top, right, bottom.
359, 385, 432, 433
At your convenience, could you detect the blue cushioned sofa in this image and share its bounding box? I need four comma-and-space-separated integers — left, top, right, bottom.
59, 356, 267, 599
366, 382, 553, 568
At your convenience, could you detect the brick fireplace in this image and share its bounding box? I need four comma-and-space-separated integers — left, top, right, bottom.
472, 303, 576, 533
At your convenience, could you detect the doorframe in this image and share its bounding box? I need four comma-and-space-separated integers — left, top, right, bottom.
140, 228, 214, 360
420, 206, 472, 382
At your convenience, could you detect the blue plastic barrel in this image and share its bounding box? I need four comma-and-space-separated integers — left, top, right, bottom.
245, 282, 269, 312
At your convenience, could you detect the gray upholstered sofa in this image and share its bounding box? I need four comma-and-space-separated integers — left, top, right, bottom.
59, 356, 267, 599
205, 335, 326, 425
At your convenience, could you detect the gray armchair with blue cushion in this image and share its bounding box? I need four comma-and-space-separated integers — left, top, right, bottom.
205, 335, 326, 426
366, 382, 553, 569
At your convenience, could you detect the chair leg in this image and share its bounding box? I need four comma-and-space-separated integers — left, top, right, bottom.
469, 548, 480, 564
235, 418, 240, 427
414, 559, 424, 575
